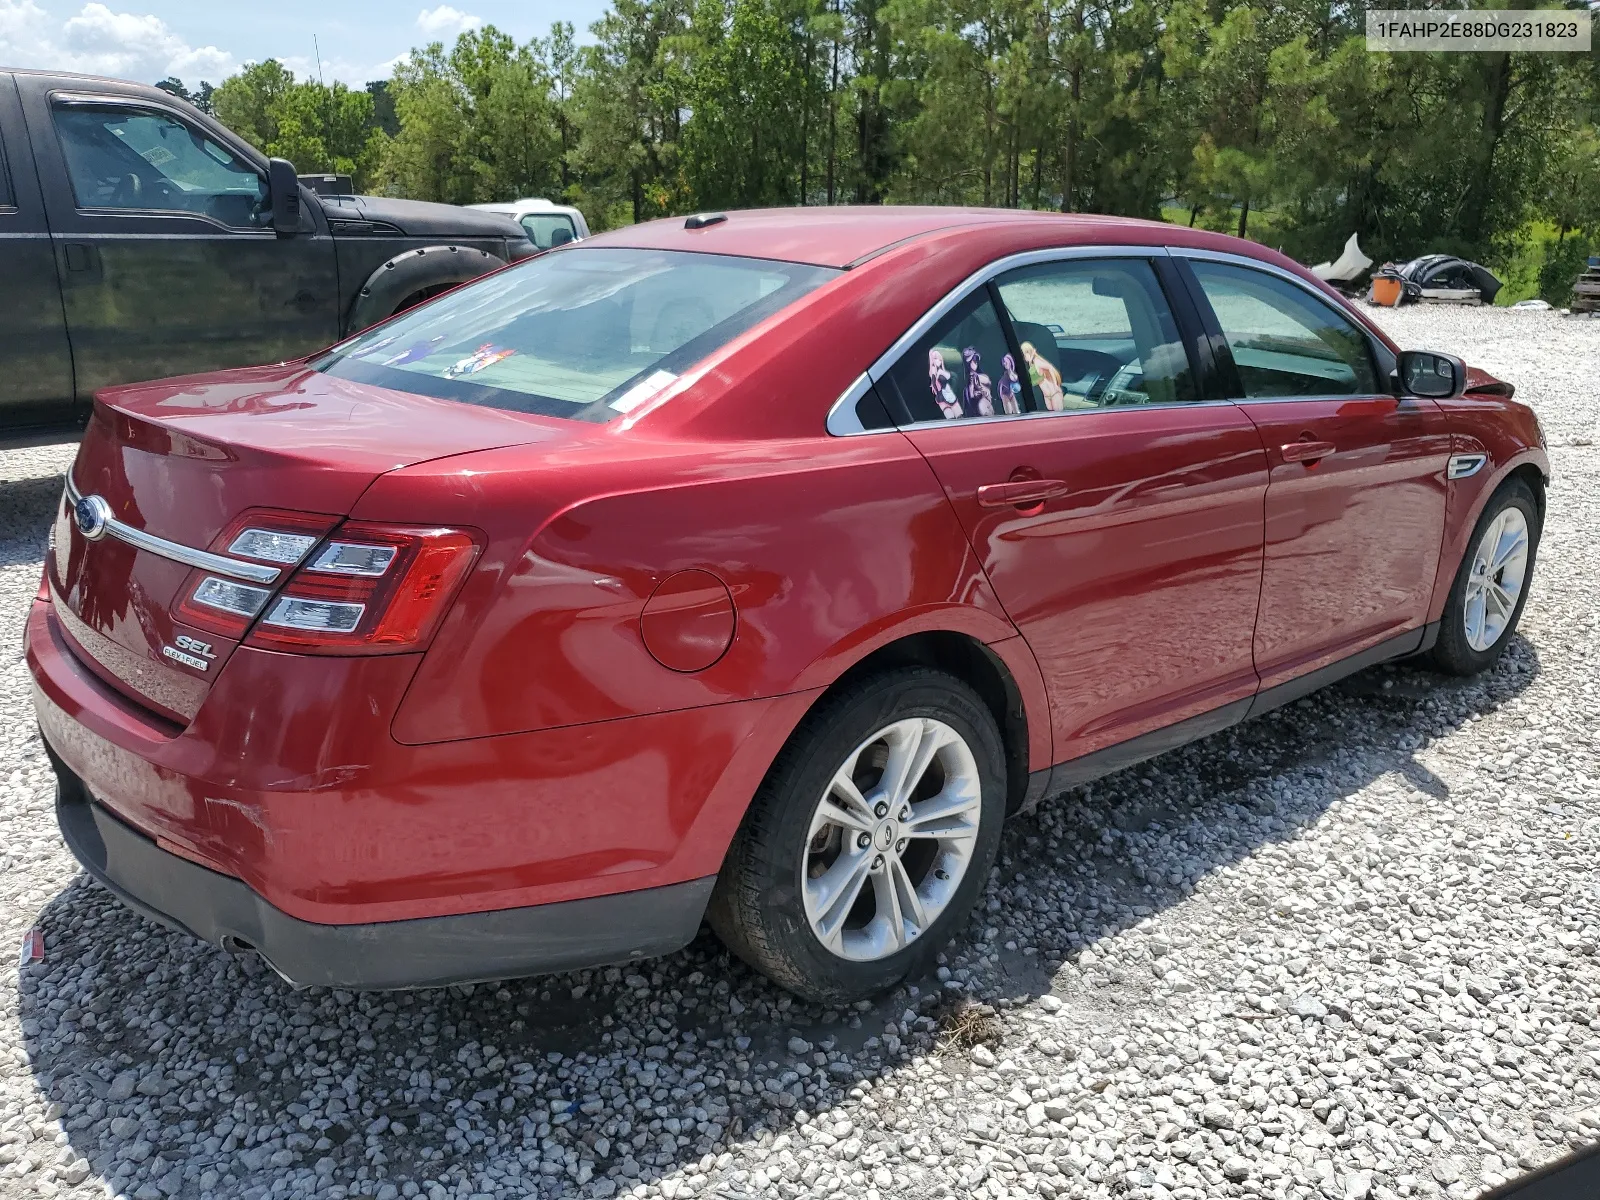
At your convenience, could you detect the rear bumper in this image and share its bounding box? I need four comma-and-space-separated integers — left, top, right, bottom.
27, 595, 818, 926
52, 750, 714, 989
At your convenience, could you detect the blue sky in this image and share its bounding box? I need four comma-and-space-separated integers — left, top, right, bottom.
0, 1, 610, 89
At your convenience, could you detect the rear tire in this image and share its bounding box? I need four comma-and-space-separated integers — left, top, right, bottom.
1428, 478, 1540, 676
708, 668, 1006, 1005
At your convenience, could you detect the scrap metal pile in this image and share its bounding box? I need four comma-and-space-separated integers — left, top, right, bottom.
1573, 256, 1600, 314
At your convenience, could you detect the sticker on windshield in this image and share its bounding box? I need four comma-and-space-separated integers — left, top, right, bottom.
962, 347, 995, 417
444, 344, 517, 378
928, 349, 962, 420
610, 370, 679, 413
380, 336, 447, 366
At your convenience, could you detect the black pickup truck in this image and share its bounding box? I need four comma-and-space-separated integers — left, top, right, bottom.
0, 69, 535, 439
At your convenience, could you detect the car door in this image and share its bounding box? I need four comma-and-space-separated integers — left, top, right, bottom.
877, 251, 1269, 766
19, 82, 339, 397
1178, 254, 1451, 692
0, 74, 75, 432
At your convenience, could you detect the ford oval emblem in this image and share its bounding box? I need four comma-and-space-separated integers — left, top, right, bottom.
73, 494, 113, 541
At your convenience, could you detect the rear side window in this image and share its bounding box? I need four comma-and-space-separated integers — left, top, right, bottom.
878, 292, 1019, 423
1189, 260, 1378, 398
316, 248, 838, 422
519, 213, 577, 249
993, 259, 1196, 408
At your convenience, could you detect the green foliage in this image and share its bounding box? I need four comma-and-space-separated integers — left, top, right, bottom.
1536, 234, 1600, 307
184, 0, 1597, 253
212, 61, 383, 188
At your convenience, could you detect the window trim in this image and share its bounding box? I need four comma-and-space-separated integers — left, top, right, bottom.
49, 93, 272, 234
0, 123, 13, 210
1172, 248, 1388, 402
828, 244, 1229, 436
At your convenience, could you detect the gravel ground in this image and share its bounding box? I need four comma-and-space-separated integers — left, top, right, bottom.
1, 304, 1597, 1200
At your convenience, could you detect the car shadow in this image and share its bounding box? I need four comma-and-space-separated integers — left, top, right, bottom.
0, 472, 62, 568
17, 630, 1540, 1198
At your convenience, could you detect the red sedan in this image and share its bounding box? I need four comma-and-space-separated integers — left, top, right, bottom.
28, 208, 1548, 1003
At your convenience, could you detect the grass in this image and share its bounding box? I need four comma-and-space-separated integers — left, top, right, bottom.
932, 995, 1003, 1053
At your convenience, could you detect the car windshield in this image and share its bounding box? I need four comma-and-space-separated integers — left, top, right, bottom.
519, 212, 577, 249
315, 248, 837, 422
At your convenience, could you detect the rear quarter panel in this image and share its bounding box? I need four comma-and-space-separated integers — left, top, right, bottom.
370, 433, 1024, 747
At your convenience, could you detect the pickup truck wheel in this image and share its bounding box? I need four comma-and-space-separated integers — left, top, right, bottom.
391, 283, 457, 317
708, 668, 1005, 1004
346, 245, 504, 334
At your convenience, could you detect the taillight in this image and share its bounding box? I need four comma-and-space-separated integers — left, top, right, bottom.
244, 523, 480, 654
175, 510, 338, 639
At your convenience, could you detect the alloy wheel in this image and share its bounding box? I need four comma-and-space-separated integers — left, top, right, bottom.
1463, 505, 1530, 652
800, 716, 983, 962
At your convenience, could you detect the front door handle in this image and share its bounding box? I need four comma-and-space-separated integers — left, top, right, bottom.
977, 479, 1070, 509
61, 242, 102, 284
1280, 439, 1336, 464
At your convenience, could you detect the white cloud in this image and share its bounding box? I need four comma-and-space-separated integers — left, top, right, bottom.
0, 1, 238, 84
415, 5, 481, 38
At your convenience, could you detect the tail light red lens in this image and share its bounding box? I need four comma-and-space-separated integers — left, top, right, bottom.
244, 523, 480, 654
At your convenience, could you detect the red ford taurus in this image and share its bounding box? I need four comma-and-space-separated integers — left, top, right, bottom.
28, 208, 1548, 1002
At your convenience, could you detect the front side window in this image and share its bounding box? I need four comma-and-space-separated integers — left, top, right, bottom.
993, 259, 1196, 409
316, 247, 838, 422
877, 292, 1021, 423
1189, 260, 1378, 398
520, 213, 577, 249
53, 103, 267, 228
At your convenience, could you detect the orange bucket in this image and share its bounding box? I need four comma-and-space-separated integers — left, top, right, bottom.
1370, 275, 1402, 306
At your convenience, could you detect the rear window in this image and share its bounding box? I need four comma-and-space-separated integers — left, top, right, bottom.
315, 248, 838, 422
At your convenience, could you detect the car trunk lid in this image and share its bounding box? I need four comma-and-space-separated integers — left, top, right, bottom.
50, 362, 564, 722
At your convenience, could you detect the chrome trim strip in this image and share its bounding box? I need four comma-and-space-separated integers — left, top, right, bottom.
889, 398, 1239, 434
827, 244, 1172, 437
1168, 247, 1341, 300
1447, 453, 1488, 480
64, 476, 282, 585
825, 373, 875, 436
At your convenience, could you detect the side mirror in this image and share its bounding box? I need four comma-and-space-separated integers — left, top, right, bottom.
1397, 350, 1467, 399
267, 158, 301, 235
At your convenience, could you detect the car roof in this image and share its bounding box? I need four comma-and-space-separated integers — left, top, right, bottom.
5, 67, 176, 98
471, 199, 576, 214
581, 206, 1215, 270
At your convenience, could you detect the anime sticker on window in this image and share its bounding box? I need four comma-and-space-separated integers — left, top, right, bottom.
962, 347, 995, 417
928, 348, 964, 419
1021, 341, 1067, 412
997, 354, 1023, 415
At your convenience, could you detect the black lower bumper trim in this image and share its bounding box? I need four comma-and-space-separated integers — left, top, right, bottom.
51, 756, 714, 990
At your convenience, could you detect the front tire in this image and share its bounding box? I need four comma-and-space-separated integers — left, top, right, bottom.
1429, 477, 1540, 675
708, 668, 1006, 1004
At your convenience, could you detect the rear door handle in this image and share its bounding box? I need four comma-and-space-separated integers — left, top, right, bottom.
977, 479, 1070, 509
1280, 440, 1336, 464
